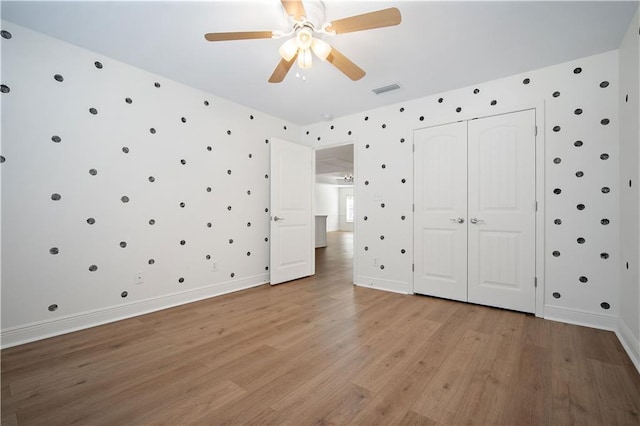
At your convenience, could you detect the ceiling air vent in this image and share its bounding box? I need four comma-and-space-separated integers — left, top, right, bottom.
372, 83, 401, 95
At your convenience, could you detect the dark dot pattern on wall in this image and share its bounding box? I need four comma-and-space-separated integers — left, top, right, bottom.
4, 25, 621, 332
1, 30, 12, 39
543, 63, 618, 310
48, 304, 58, 312
0, 27, 293, 330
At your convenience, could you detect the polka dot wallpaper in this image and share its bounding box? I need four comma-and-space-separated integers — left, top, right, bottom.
303, 49, 620, 323
1, 21, 299, 333
0, 18, 628, 344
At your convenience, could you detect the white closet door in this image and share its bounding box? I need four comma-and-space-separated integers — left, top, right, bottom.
467, 110, 536, 313
413, 121, 468, 301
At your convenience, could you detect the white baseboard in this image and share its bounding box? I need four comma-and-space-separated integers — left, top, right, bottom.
544, 304, 640, 374
354, 275, 410, 294
544, 305, 618, 331
1, 274, 268, 349
616, 318, 640, 374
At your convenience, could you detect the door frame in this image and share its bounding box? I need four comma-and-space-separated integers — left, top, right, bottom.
313, 141, 358, 285
412, 101, 545, 318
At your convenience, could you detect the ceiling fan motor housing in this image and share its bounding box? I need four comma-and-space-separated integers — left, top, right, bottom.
297, 0, 326, 29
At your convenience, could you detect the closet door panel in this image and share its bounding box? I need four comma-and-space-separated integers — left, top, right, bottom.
467, 110, 536, 313
414, 122, 468, 301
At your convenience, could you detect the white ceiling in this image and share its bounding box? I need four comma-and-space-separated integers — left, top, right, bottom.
1, 1, 637, 125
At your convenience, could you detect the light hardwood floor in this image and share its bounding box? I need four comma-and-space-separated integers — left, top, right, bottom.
2, 231, 640, 425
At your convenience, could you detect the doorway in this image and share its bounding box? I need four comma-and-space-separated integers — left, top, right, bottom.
314, 144, 355, 281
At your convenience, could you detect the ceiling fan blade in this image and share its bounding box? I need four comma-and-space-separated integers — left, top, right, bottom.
325, 7, 401, 34
327, 48, 365, 81
268, 54, 298, 83
281, 0, 306, 21
204, 31, 273, 42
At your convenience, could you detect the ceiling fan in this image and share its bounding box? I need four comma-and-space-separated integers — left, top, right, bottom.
204, 0, 401, 83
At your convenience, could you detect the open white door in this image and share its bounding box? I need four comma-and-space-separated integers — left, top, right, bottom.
270, 138, 314, 285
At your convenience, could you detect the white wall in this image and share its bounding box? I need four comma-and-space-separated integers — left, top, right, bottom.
339, 186, 354, 232
314, 183, 339, 231
0, 17, 635, 364
303, 50, 621, 330
617, 8, 640, 371
0, 21, 300, 347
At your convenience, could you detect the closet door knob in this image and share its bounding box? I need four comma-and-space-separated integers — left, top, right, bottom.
470, 218, 485, 224
450, 217, 465, 224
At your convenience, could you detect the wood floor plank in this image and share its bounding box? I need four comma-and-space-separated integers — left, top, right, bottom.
2, 231, 639, 425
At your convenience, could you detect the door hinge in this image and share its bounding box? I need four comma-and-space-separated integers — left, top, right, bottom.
534, 277, 538, 288
412, 203, 415, 212
534, 125, 538, 136
412, 263, 415, 272
412, 144, 415, 153
535, 201, 538, 212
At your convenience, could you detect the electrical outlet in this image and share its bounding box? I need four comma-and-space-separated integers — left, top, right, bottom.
373, 257, 378, 266
212, 262, 218, 272
135, 271, 144, 284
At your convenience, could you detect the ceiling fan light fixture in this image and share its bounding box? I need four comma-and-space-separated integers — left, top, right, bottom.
298, 48, 313, 69
278, 38, 298, 61
311, 38, 331, 61
296, 27, 313, 50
